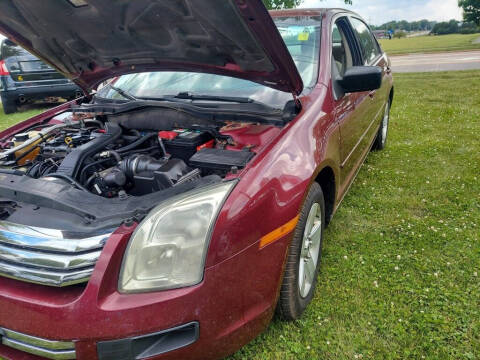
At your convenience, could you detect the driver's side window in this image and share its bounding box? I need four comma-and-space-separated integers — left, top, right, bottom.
332, 21, 353, 77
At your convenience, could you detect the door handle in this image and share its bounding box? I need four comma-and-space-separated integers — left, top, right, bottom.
368, 90, 376, 99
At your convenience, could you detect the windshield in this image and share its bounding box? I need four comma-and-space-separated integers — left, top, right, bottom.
96, 16, 321, 109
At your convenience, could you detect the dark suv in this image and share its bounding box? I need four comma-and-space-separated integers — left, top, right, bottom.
0, 39, 82, 114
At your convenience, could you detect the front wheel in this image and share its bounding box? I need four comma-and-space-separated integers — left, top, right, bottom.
372, 100, 390, 151
277, 182, 325, 320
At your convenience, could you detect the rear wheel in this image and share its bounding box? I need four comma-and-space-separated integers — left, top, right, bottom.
277, 182, 325, 320
1, 94, 17, 114
372, 100, 390, 151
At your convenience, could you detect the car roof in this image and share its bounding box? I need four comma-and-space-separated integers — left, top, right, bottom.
269, 8, 363, 19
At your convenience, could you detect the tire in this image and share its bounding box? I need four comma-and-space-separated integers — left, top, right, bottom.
372, 100, 390, 151
277, 182, 325, 321
1, 94, 17, 114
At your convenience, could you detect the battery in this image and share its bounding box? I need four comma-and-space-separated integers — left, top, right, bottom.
163, 130, 213, 162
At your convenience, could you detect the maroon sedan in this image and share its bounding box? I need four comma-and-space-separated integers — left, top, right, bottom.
0, 2, 393, 360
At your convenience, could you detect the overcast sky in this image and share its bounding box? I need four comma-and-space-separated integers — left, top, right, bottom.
300, 0, 463, 25
0, 0, 464, 41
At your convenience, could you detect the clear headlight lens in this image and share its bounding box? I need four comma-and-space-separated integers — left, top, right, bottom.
119, 181, 236, 293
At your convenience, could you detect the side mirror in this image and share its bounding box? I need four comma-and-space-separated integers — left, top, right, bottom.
339, 66, 382, 93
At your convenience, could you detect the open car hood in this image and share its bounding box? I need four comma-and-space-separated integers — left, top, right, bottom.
0, 0, 303, 95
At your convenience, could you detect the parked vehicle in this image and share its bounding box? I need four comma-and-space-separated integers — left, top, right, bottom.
0, 2, 393, 360
0, 39, 82, 114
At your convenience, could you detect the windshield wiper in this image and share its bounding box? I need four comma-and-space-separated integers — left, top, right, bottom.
96, 90, 281, 114
105, 83, 138, 101
174, 92, 254, 104
135, 92, 279, 112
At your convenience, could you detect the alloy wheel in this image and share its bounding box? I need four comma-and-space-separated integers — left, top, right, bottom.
298, 202, 322, 298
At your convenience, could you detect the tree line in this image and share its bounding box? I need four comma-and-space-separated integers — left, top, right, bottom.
370, 19, 479, 35
431, 19, 479, 34
370, 20, 436, 32
261, 0, 480, 35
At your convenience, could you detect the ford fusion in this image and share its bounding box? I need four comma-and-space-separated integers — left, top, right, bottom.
0, 1, 393, 360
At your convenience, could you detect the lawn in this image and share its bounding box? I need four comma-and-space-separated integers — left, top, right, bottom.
379, 33, 480, 55
0, 105, 45, 129
230, 71, 480, 359
1, 71, 480, 360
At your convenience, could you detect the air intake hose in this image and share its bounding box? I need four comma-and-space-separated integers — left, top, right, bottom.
118, 155, 167, 179
55, 123, 122, 179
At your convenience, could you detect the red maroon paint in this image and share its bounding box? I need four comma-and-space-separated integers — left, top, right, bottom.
0, 7, 393, 360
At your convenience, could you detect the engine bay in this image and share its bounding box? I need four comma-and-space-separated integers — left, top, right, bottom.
0, 110, 279, 200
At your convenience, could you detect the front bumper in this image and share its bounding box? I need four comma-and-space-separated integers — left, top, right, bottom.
0, 224, 288, 360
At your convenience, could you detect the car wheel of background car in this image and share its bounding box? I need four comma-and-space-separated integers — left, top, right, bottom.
372, 100, 390, 151
1, 94, 17, 114
277, 182, 325, 321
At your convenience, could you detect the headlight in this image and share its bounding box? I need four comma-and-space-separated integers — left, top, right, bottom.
119, 181, 236, 293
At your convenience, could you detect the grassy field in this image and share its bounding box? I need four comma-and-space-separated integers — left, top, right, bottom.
231, 71, 480, 359
379, 33, 480, 55
0, 105, 48, 129
1, 71, 480, 359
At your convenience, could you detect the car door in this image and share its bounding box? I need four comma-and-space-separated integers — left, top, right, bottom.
331, 16, 373, 191
349, 17, 390, 137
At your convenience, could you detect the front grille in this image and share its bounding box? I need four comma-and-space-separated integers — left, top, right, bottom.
0, 221, 112, 287
0, 327, 76, 359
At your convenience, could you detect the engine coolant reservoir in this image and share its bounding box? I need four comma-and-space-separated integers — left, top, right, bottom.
13, 131, 41, 165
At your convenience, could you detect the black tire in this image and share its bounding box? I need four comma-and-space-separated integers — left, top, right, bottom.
372, 100, 390, 151
277, 182, 325, 321
1, 94, 17, 114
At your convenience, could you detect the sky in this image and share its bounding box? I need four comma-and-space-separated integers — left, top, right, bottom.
300, 0, 463, 25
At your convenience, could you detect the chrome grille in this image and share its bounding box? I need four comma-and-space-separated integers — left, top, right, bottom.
0, 221, 112, 287
0, 327, 76, 359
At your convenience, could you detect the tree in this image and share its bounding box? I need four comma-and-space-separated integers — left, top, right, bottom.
262, 0, 352, 10
459, 0, 480, 26
262, 0, 301, 10
432, 20, 460, 35
370, 20, 435, 32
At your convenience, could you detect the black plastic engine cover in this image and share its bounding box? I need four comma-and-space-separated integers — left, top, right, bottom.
189, 148, 254, 172
55, 123, 122, 179
131, 159, 190, 196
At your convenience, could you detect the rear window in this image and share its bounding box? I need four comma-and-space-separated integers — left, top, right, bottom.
0, 39, 29, 60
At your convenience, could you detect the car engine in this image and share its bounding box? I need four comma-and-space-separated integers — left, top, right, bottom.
0, 114, 256, 199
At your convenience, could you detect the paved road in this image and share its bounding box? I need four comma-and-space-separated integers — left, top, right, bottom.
390, 50, 480, 73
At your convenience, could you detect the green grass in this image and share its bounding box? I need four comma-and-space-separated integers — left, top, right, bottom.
379, 33, 480, 55
0, 105, 44, 129
1, 71, 480, 360
229, 71, 480, 359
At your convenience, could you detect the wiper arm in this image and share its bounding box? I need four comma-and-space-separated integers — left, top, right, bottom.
174, 92, 254, 104
96, 91, 280, 113
106, 83, 138, 101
